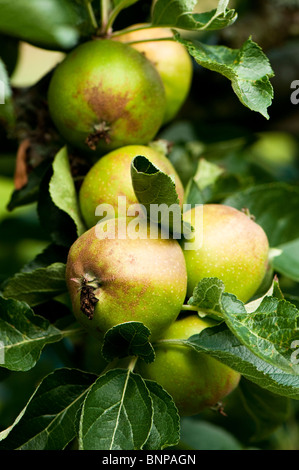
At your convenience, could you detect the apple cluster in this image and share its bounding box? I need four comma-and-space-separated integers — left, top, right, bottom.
48, 27, 270, 416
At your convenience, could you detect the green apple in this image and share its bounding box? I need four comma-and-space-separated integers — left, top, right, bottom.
137, 315, 240, 416
79, 144, 184, 229
48, 39, 166, 154
182, 204, 269, 302
65, 217, 187, 342
114, 25, 193, 124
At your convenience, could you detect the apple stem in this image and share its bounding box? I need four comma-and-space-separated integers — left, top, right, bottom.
154, 338, 189, 348
128, 356, 138, 372
181, 304, 208, 318
99, 0, 112, 35
85, 0, 98, 31
111, 24, 175, 40
181, 304, 200, 311
123, 37, 175, 46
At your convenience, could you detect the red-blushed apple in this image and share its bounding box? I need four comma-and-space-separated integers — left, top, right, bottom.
79, 144, 184, 229
114, 25, 193, 124
137, 314, 241, 416
65, 217, 187, 342
182, 204, 269, 302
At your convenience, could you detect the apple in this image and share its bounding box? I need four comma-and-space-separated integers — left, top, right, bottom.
65, 217, 187, 342
114, 25, 193, 124
79, 144, 185, 229
137, 314, 240, 416
182, 204, 269, 302
47, 39, 166, 154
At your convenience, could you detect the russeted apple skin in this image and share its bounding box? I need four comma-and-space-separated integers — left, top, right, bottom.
79, 144, 184, 229
114, 25, 193, 124
47, 39, 166, 154
137, 315, 241, 416
65, 218, 187, 342
182, 204, 269, 303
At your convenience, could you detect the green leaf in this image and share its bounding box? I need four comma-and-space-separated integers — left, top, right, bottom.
1, 262, 67, 306
0, 0, 80, 50
37, 166, 78, 247
101, 0, 141, 32
49, 147, 86, 238
176, 35, 274, 119
79, 369, 153, 450
0, 368, 97, 449
184, 159, 225, 206
179, 418, 242, 450
102, 322, 155, 364
0, 296, 65, 371
224, 182, 299, 246
188, 277, 299, 375
186, 323, 299, 400
7, 159, 52, 211
188, 277, 225, 319
221, 293, 299, 375
143, 380, 180, 450
109, 0, 141, 23
0, 34, 19, 76
270, 238, 299, 282
131, 155, 189, 238
236, 378, 291, 442
152, 0, 237, 31
21, 244, 69, 273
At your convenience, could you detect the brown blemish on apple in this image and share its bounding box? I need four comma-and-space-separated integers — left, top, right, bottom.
84, 84, 141, 148
85, 85, 130, 123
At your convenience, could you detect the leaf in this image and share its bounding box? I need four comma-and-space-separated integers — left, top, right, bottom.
188, 277, 225, 319
184, 159, 225, 206
0, 296, 65, 371
152, 0, 237, 31
179, 418, 242, 450
224, 182, 299, 246
270, 238, 299, 282
221, 293, 299, 375
0, 34, 19, 76
143, 380, 180, 450
37, 166, 78, 247
79, 369, 152, 450
186, 323, 299, 400
131, 155, 189, 238
102, 322, 155, 364
1, 262, 67, 306
49, 147, 86, 238
0, 368, 97, 449
236, 378, 291, 442
7, 159, 52, 211
188, 277, 299, 375
0, 0, 80, 50
193, 158, 225, 192
109, 0, 141, 28
175, 35, 274, 119
20, 243, 69, 273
